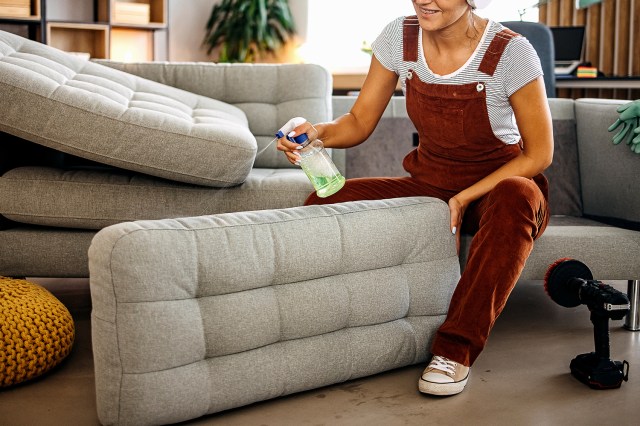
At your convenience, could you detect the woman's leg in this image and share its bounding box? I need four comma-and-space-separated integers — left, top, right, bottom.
304, 176, 451, 205
431, 176, 549, 366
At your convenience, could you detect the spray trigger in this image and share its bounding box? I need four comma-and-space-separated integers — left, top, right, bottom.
275, 117, 308, 143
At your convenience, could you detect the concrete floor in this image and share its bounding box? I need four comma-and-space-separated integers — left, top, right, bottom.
1, 279, 639, 426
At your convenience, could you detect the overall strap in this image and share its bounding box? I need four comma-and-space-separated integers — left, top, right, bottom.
403, 15, 420, 62
478, 28, 519, 76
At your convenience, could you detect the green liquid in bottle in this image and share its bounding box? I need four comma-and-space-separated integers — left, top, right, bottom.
304, 172, 346, 198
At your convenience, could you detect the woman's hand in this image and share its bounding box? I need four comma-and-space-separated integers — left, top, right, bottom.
448, 195, 467, 255
275, 120, 319, 165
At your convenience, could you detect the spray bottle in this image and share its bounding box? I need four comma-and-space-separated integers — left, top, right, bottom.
276, 117, 345, 198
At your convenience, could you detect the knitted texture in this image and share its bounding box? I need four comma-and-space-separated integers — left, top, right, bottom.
0, 277, 75, 387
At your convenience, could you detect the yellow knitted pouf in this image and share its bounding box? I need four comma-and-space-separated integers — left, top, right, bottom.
0, 277, 75, 387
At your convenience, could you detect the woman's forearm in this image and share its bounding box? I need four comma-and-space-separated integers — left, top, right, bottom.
455, 151, 552, 206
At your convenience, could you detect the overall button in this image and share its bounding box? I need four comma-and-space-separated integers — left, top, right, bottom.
476, 83, 485, 92
407, 70, 413, 80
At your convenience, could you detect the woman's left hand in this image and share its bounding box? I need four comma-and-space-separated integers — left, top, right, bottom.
448, 196, 467, 255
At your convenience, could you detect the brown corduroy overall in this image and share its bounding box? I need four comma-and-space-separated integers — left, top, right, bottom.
305, 17, 549, 366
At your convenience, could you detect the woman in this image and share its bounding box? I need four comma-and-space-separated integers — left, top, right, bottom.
277, 0, 553, 396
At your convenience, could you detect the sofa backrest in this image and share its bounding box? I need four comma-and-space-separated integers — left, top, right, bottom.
546, 98, 583, 216
575, 98, 640, 226
95, 61, 338, 171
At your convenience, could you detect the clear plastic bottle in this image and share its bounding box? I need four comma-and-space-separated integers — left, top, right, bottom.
294, 133, 345, 198
276, 124, 345, 198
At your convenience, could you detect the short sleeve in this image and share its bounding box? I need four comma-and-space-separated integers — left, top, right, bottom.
499, 36, 544, 97
371, 17, 404, 73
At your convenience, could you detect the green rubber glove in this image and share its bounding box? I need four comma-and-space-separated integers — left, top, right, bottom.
633, 126, 640, 153
608, 100, 640, 151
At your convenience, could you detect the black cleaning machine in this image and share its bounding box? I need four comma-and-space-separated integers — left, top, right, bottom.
544, 258, 630, 389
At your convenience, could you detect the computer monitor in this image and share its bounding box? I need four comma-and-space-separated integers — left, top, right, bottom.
550, 26, 586, 75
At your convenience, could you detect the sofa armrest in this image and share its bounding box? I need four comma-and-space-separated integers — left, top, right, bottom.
575, 98, 640, 225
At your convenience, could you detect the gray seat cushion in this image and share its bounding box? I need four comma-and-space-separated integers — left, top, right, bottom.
0, 30, 256, 187
89, 197, 460, 425
0, 166, 314, 229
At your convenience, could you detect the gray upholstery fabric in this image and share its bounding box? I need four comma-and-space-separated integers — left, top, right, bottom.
94, 60, 340, 172
0, 227, 95, 277
0, 30, 256, 187
89, 197, 459, 425
0, 166, 313, 229
575, 98, 640, 223
545, 98, 583, 216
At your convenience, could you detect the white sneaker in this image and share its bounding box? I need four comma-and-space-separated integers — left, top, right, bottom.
418, 355, 470, 396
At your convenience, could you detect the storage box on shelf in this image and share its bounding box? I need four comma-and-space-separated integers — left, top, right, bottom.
0, 0, 39, 20
99, 0, 166, 28
0, 0, 29, 18
113, 1, 150, 25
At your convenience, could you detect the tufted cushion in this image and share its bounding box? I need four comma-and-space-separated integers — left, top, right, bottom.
94, 60, 334, 170
0, 277, 75, 387
89, 197, 459, 425
0, 31, 256, 187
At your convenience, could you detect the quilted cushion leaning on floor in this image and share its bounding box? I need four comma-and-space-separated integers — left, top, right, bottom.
0, 30, 256, 187
89, 197, 460, 426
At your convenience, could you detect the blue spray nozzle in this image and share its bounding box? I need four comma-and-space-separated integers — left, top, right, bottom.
275, 131, 309, 144
289, 133, 309, 144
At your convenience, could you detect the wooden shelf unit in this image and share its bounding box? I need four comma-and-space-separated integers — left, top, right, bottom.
0, 0, 45, 42
0, 0, 167, 61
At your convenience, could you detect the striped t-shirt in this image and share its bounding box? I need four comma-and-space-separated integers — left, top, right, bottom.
372, 17, 543, 145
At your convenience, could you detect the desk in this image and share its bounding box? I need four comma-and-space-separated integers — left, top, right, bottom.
555, 76, 640, 89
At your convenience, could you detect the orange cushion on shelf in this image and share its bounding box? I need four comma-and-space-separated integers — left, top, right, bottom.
0, 277, 75, 387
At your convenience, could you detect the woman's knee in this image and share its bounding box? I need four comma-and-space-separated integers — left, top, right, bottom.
493, 177, 541, 201
488, 177, 546, 217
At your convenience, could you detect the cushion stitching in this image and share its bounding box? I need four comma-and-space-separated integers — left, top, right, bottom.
0, 83, 253, 149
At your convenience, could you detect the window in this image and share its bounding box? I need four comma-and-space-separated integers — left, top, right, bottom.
301, 0, 539, 73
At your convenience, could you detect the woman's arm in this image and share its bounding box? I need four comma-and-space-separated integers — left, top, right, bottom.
277, 55, 399, 164
449, 76, 553, 242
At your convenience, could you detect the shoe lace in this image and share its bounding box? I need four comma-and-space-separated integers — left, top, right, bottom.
429, 355, 457, 376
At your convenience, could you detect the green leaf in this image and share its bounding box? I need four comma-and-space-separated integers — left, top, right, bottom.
203, 0, 296, 63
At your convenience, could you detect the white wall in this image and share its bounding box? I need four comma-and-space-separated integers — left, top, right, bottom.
168, 0, 308, 62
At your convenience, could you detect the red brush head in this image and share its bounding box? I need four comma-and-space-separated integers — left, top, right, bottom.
543, 258, 594, 307
543, 257, 574, 296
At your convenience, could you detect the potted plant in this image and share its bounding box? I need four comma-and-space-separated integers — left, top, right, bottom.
203, 0, 296, 63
